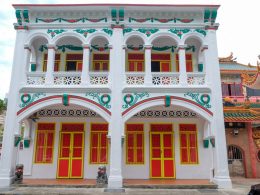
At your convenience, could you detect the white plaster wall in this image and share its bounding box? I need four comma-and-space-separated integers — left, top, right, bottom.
18, 116, 109, 179
122, 117, 211, 179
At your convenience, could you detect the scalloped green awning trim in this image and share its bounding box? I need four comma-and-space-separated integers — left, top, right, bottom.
39, 44, 109, 52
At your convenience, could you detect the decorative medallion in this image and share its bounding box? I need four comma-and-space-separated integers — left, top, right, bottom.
184, 93, 211, 109
86, 93, 111, 109
47, 29, 66, 38
19, 93, 46, 108
74, 29, 97, 38
122, 92, 150, 109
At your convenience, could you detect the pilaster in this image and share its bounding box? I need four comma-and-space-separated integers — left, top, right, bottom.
178, 45, 187, 86
21, 45, 31, 86
206, 29, 232, 189
144, 45, 152, 85
45, 44, 56, 85
81, 44, 90, 85
108, 27, 124, 189
0, 29, 28, 187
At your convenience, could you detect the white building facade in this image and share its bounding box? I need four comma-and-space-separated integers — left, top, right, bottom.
0, 4, 232, 189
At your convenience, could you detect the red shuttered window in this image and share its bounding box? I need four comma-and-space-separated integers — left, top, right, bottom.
175, 54, 193, 72
221, 83, 243, 97
92, 54, 109, 71
127, 53, 144, 72
179, 124, 198, 164
90, 124, 108, 164
43, 54, 61, 72
126, 124, 144, 164
34, 123, 55, 163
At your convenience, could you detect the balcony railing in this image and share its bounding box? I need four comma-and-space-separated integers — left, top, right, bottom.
187, 73, 205, 85
25, 71, 208, 88
53, 72, 81, 85
152, 72, 180, 86
26, 72, 46, 85
89, 72, 109, 85
125, 72, 145, 85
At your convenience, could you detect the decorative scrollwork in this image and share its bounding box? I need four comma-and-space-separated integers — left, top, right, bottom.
184, 93, 211, 109
86, 93, 111, 109
122, 92, 149, 109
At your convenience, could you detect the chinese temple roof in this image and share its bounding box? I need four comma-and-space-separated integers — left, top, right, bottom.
224, 110, 260, 122
219, 52, 257, 73
241, 64, 260, 89
223, 97, 260, 122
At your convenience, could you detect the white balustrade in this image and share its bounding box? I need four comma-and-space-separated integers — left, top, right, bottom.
53, 72, 81, 85
152, 73, 180, 86
89, 72, 109, 85
125, 72, 145, 85
26, 72, 46, 85
187, 73, 205, 85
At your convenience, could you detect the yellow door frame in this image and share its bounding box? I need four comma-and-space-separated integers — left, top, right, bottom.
150, 130, 175, 179
57, 131, 85, 179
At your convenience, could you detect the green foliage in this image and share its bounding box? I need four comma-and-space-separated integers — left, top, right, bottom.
0, 99, 6, 114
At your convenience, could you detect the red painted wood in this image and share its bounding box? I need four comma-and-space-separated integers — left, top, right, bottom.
164, 160, 174, 177
247, 122, 257, 178
71, 159, 82, 177
152, 160, 161, 177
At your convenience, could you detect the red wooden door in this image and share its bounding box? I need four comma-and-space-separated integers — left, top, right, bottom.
150, 124, 175, 178
57, 127, 84, 178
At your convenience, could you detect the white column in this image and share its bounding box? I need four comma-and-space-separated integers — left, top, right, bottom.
144, 45, 152, 85
0, 29, 28, 187
206, 28, 232, 189
81, 44, 90, 85
45, 44, 56, 85
178, 45, 187, 86
108, 27, 124, 189
122, 45, 126, 84
21, 45, 31, 86
201, 45, 210, 85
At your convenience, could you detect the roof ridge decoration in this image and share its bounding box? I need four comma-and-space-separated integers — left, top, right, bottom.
219, 52, 237, 63
241, 62, 260, 89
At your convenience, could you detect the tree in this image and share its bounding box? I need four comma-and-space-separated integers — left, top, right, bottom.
0, 99, 7, 114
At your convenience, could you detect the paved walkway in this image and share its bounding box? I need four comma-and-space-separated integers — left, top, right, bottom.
0, 178, 258, 195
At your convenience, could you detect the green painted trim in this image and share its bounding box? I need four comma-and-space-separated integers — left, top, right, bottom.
165, 96, 171, 107
14, 136, 21, 147
23, 10, 29, 23
184, 93, 211, 109
47, 29, 66, 38
74, 29, 97, 38
210, 138, 215, 148
111, 9, 117, 21
19, 93, 46, 108
63, 94, 69, 106
198, 64, 204, 72
122, 92, 150, 109
24, 138, 30, 148
15, 10, 22, 25
203, 139, 209, 148
86, 93, 111, 109
119, 9, 124, 21
31, 64, 36, 72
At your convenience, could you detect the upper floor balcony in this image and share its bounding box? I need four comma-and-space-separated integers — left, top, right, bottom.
21, 30, 211, 92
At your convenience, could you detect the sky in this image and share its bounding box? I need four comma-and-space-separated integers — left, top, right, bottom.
0, 0, 259, 99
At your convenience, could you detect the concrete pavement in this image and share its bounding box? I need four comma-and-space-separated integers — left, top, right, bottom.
0, 178, 258, 195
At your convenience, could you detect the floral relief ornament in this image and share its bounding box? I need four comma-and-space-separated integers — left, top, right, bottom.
47, 29, 67, 38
